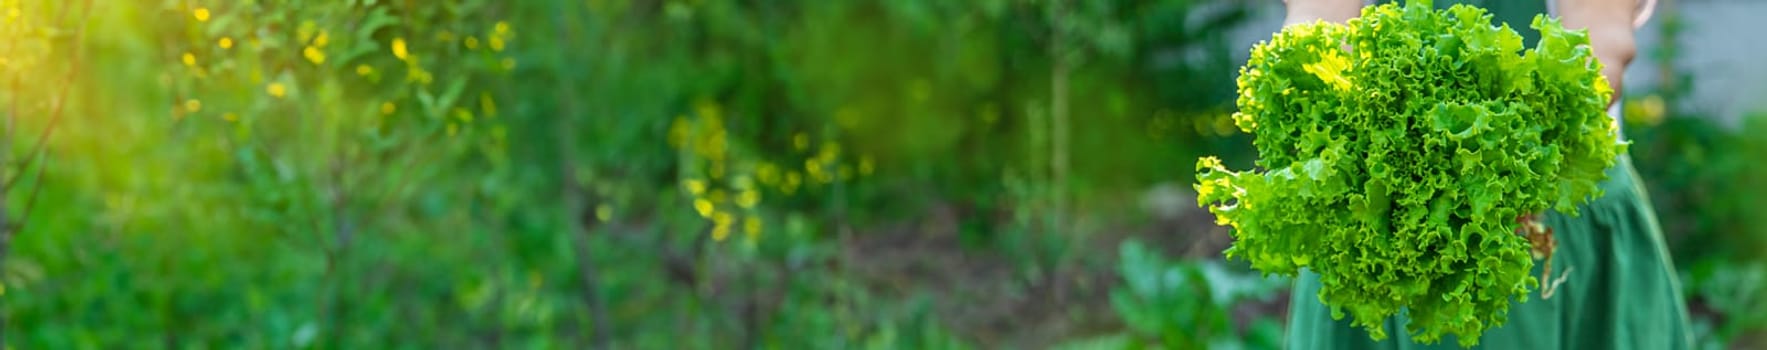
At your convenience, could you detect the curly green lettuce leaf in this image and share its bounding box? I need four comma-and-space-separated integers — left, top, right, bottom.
1196, 0, 1624, 346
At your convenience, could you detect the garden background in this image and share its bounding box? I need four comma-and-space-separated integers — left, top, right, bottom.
1, 0, 1764, 348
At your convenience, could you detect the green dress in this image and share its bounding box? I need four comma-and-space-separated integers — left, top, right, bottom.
1284, 2, 1694, 349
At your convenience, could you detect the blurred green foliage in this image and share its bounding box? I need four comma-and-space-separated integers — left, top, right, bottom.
0, 0, 1762, 349
1, 0, 1259, 348
1619, 9, 1767, 348
1622, 100, 1767, 349
1068, 239, 1283, 350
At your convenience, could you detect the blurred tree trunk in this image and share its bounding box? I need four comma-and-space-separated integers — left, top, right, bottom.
1048, 0, 1072, 239
554, 1, 611, 346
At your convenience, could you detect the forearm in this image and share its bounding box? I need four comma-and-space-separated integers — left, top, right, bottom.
1284, 0, 1363, 26
1282, 0, 1644, 105
1558, 0, 1645, 104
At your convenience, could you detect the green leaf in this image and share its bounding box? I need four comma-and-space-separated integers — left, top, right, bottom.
1194, 1, 1622, 346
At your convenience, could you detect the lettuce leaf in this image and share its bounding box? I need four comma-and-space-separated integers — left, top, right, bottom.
1195, 0, 1624, 346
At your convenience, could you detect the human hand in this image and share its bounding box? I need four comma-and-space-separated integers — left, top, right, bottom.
1561, 0, 1651, 107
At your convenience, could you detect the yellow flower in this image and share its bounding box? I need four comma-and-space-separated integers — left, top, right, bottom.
222, 112, 239, 122
464, 36, 479, 50
409, 68, 434, 85
314, 30, 329, 47
303, 46, 326, 65
184, 99, 202, 113
736, 190, 759, 208
684, 179, 707, 195
501, 57, 516, 71
391, 38, 409, 61
193, 7, 210, 22
489, 37, 506, 52
693, 199, 714, 218
711, 212, 735, 241
495, 21, 511, 36
380, 102, 396, 115
218, 37, 233, 49
744, 216, 763, 239
356, 64, 373, 76
783, 172, 802, 195
266, 83, 286, 98
1640, 94, 1666, 126
711, 225, 731, 241
182, 52, 196, 66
